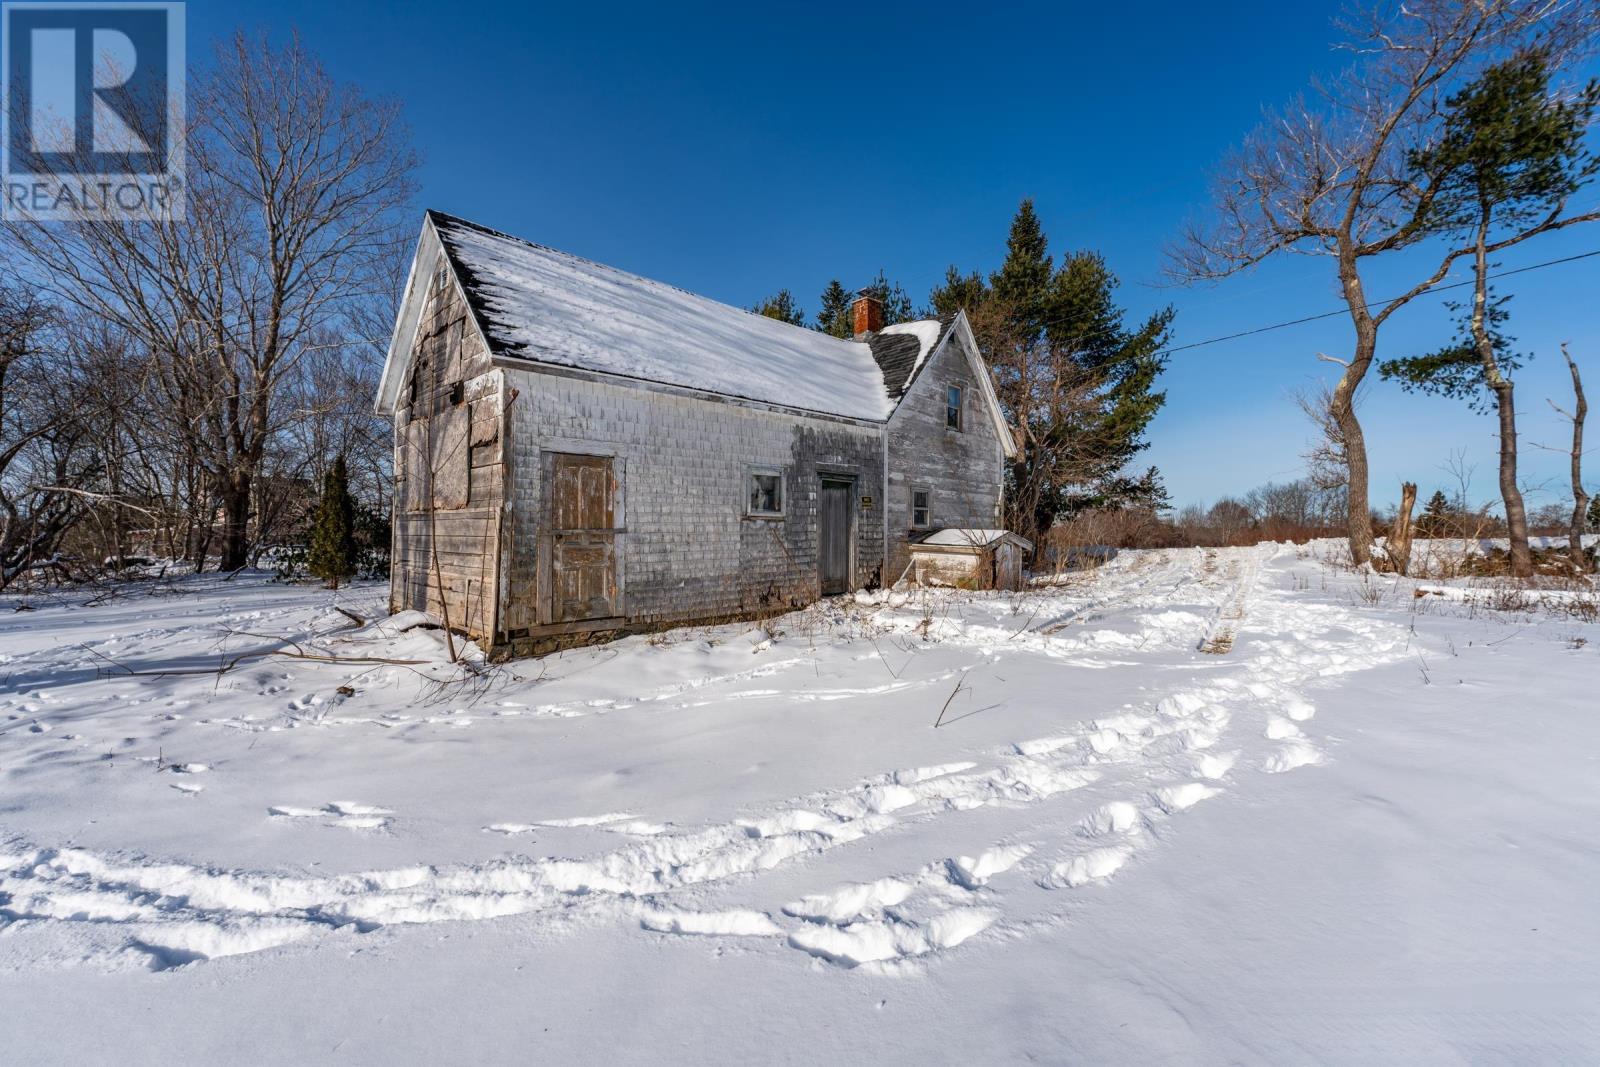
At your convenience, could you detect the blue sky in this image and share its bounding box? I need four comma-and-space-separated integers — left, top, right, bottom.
190, 0, 1600, 510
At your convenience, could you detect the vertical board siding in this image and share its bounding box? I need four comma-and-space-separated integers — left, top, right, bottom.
389, 260, 506, 644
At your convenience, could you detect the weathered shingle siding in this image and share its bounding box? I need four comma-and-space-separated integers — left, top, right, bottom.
499, 366, 885, 646
884, 336, 1007, 580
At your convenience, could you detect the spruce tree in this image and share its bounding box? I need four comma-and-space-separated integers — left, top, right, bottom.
815, 280, 852, 338
814, 273, 913, 337
989, 198, 1053, 334
752, 289, 806, 326
929, 199, 1174, 542
307, 456, 357, 590
929, 266, 986, 317
1588, 494, 1600, 531
1420, 489, 1453, 535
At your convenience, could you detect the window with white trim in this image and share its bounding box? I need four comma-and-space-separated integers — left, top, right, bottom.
911, 488, 931, 529
747, 468, 784, 516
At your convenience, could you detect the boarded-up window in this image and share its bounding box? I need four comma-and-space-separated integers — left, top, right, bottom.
430, 409, 470, 511
467, 400, 500, 506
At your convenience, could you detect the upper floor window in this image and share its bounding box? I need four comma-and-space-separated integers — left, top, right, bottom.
748, 468, 784, 517
946, 385, 964, 431
912, 488, 931, 529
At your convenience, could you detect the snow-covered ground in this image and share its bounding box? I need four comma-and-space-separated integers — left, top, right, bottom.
2, 544, 1597, 1063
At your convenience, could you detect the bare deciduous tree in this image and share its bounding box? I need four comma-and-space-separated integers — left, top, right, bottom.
1552, 344, 1590, 572
6, 32, 416, 570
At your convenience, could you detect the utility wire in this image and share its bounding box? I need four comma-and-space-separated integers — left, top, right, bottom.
1159, 247, 1600, 357
958, 246, 1600, 358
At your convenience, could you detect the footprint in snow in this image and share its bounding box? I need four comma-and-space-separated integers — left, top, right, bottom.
268, 801, 394, 830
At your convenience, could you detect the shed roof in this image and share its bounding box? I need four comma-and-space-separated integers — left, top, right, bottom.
915, 528, 1034, 551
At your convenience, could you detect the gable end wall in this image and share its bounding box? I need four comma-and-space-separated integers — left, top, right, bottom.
884, 335, 1006, 580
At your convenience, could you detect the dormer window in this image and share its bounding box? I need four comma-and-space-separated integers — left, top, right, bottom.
946, 385, 963, 431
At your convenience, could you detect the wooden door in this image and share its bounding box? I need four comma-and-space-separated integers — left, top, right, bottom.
547, 453, 619, 622
819, 479, 851, 596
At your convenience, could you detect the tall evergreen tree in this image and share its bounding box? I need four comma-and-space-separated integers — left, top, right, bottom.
932, 199, 1174, 544
929, 266, 985, 317
307, 456, 357, 590
814, 279, 852, 338
1588, 494, 1600, 531
751, 289, 806, 326
989, 198, 1053, 334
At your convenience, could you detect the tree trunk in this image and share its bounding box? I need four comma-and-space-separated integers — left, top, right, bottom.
218, 470, 252, 571
1468, 220, 1531, 579
1490, 380, 1532, 578
1560, 345, 1589, 574
1331, 376, 1373, 566
1389, 481, 1418, 576
1333, 251, 1377, 566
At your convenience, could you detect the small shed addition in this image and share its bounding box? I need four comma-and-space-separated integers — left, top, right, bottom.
907, 529, 1033, 591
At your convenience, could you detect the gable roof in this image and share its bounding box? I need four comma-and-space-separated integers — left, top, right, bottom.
866, 316, 955, 400
413, 211, 893, 422
374, 211, 1013, 456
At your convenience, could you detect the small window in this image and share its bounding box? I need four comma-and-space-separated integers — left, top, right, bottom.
748, 469, 784, 516
946, 385, 963, 431
912, 488, 931, 529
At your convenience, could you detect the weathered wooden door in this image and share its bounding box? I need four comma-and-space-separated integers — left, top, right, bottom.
819, 479, 851, 596
547, 453, 619, 622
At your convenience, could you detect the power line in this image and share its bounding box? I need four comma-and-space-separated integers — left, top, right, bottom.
1159, 247, 1600, 357
965, 245, 1600, 359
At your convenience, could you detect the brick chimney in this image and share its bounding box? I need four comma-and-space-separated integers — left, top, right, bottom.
852, 293, 884, 337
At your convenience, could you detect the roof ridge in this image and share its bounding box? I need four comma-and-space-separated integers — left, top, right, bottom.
426, 208, 853, 347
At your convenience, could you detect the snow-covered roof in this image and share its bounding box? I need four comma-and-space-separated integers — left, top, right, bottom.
916, 528, 1033, 550
868, 317, 955, 399
426, 212, 895, 422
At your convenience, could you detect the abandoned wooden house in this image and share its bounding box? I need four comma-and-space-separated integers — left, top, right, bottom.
374, 210, 1019, 657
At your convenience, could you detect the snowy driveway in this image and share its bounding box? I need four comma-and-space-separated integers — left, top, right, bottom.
2, 545, 1597, 1063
